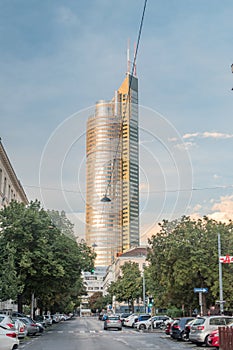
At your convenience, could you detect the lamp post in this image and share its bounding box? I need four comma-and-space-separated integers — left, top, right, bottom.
218, 233, 224, 315
141, 268, 146, 313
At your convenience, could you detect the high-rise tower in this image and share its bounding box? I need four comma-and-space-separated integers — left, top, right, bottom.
86, 72, 139, 267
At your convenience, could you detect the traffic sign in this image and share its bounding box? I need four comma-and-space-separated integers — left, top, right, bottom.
194, 288, 208, 293
219, 255, 233, 263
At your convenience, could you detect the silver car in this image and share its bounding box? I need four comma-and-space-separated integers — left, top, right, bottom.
17, 317, 39, 336
189, 315, 233, 346
104, 315, 122, 330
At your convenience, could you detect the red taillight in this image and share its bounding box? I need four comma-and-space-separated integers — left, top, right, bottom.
197, 326, 205, 330
19, 326, 25, 332
31, 324, 37, 327
173, 325, 180, 329
6, 332, 17, 338
6, 323, 14, 328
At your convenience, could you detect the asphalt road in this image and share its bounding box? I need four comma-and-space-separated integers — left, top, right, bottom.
18, 317, 207, 350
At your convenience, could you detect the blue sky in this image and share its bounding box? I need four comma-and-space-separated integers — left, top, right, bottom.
1, 0, 233, 241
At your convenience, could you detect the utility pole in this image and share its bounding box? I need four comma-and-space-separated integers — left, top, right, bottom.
218, 233, 224, 314
142, 269, 146, 313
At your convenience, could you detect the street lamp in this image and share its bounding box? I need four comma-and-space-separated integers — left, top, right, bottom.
101, 194, 111, 202
141, 267, 146, 313
218, 233, 224, 315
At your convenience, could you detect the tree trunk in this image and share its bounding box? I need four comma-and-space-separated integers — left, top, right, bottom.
17, 294, 23, 313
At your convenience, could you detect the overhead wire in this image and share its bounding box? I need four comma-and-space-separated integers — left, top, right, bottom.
24, 183, 233, 194
102, 0, 148, 201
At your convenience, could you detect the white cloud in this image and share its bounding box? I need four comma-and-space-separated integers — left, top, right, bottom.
183, 131, 233, 140
183, 132, 200, 139
211, 194, 233, 214
191, 195, 233, 223
174, 141, 197, 151
202, 132, 233, 139
193, 204, 202, 212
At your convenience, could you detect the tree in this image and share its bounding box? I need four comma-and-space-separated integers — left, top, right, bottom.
108, 261, 142, 312
147, 216, 233, 315
0, 200, 96, 313
47, 209, 75, 240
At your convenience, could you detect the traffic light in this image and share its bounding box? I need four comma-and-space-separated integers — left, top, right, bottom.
90, 268, 95, 274
148, 297, 154, 307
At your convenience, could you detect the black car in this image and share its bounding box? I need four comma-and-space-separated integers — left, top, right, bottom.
171, 317, 194, 340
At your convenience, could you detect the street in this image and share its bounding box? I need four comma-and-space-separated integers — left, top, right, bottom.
18, 317, 206, 350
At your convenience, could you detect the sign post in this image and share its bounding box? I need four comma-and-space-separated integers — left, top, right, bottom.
194, 288, 208, 316
218, 233, 224, 315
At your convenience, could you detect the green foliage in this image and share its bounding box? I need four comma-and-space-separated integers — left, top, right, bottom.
0, 200, 96, 312
88, 291, 106, 312
147, 216, 233, 314
108, 261, 142, 311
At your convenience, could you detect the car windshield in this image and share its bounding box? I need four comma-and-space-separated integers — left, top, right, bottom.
108, 317, 119, 320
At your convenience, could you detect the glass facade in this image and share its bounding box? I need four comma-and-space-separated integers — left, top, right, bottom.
86, 74, 139, 266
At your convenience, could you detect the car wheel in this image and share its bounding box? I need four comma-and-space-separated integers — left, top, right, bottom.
181, 331, 189, 342
205, 335, 210, 347
139, 324, 146, 330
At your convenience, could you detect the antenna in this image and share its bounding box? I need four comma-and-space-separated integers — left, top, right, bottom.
127, 38, 130, 74
100, 0, 148, 203
133, 42, 137, 76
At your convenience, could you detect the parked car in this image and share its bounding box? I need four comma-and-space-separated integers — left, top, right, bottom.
12, 318, 27, 339
0, 324, 19, 350
124, 314, 150, 328
102, 314, 108, 321
133, 314, 151, 328
123, 314, 138, 327
34, 315, 46, 328
170, 317, 194, 340
182, 319, 195, 342
135, 316, 154, 330
189, 315, 233, 346
0, 314, 15, 329
165, 320, 173, 335
152, 315, 173, 329
207, 329, 219, 348
51, 314, 60, 323
43, 315, 53, 326
104, 315, 122, 330
17, 317, 39, 336
119, 313, 131, 324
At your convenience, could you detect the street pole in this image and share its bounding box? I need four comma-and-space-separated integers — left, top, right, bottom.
31, 292, 34, 319
218, 233, 224, 314
142, 270, 146, 313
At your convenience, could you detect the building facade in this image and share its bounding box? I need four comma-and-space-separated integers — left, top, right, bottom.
0, 139, 28, 209
102, 246, 148, 313
86, 72, 139, 266
0, 139, 28, 312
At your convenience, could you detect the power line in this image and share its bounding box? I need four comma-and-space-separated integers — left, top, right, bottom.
102, 0, 148, 201
24, 183, 233, 194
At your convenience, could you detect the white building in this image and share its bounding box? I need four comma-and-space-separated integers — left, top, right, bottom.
0, 139, 28, 208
